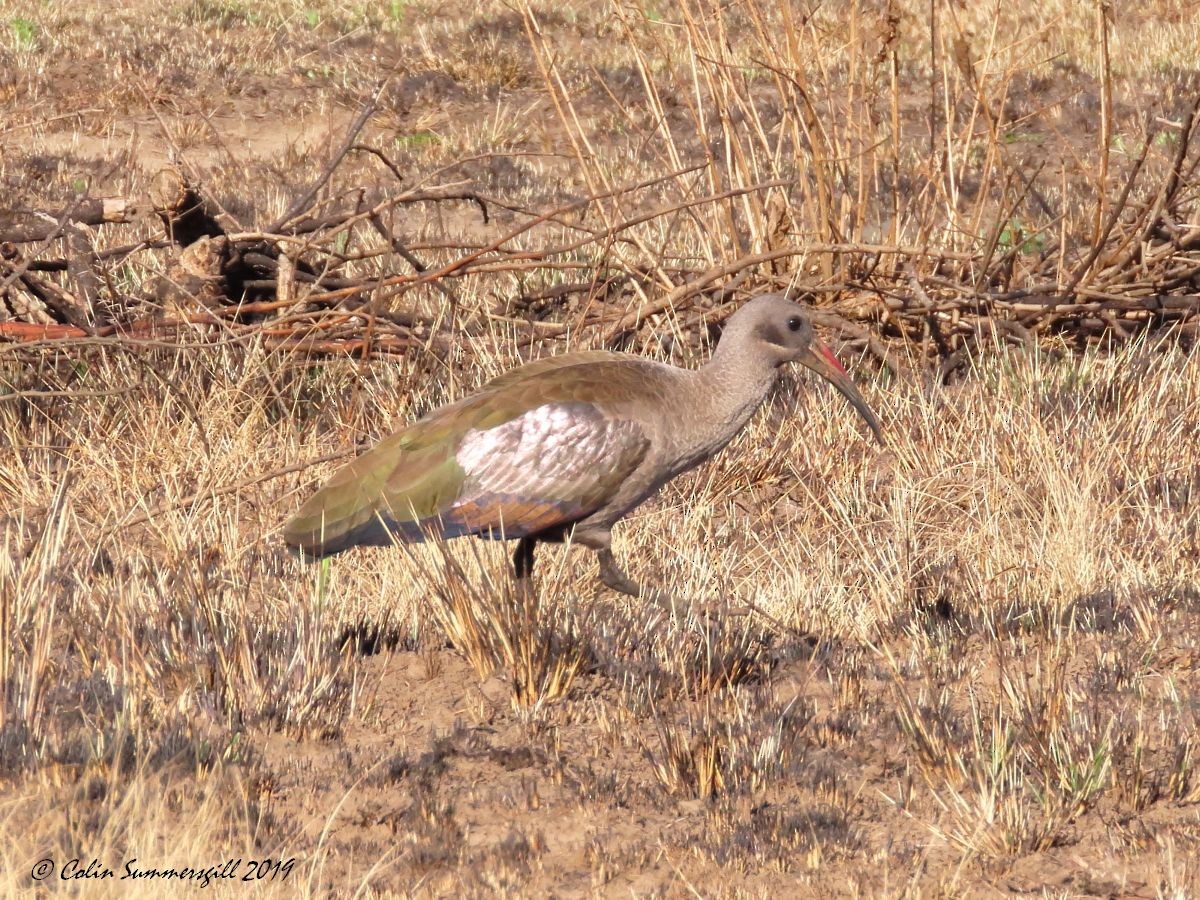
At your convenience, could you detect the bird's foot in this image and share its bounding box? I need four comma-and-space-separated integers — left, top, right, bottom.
701, 596, 813, 644
593, 549, 773, 636
597, 549, 671, 607
636, 595, 754, 639
688, 597, 752, 626
511, 574, 539, 605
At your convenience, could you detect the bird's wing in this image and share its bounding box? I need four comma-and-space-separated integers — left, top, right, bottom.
478, 350, 632, 392
432, 400, 649, 540
281, 423, 455, 556
282, 393, 649, 556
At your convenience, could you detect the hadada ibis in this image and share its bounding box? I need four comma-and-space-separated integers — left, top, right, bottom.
283, 293, 882, 600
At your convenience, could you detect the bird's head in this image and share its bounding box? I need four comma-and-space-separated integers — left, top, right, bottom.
726, 293, 884, 444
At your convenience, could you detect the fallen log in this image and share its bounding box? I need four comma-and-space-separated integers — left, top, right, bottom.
0, 199, 141, 243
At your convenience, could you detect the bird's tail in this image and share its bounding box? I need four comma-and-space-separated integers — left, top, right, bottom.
283, 415, 477, 558
282, 439, 425, 557
283, 512, 426, 559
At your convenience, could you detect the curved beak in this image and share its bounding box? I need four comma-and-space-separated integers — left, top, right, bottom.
797, 341, 884, 444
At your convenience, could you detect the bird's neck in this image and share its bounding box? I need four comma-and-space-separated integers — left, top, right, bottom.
670, 339, 780, 462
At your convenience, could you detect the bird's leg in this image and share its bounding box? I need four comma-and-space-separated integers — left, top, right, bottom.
512, 536, 537, 597
596, 548, 649, 599
512, 536, 537, 579
579, 533, 762, 637
575, 528, 671, 608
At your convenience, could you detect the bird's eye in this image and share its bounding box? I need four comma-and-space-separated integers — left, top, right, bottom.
786, 316, 802, 332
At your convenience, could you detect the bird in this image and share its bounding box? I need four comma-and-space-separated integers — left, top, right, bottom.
282, 293, 882, 602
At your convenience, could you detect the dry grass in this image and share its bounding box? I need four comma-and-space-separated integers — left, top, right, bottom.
5, 330, 1199, 893
3, 0, 1200, 895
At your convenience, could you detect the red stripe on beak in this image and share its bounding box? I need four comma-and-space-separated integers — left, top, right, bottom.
816, 340, 848, 376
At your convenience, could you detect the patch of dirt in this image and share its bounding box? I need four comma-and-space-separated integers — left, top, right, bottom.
233, 596, 1200, 895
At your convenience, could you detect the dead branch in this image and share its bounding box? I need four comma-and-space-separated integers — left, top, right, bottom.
66, 224, 105, 325
0, 198, 140, 244
269, 80, 388, 233
2, 92, 1199, 369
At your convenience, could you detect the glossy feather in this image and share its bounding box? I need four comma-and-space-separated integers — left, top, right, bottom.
282, 356, 656, 556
